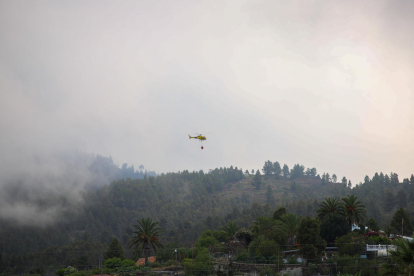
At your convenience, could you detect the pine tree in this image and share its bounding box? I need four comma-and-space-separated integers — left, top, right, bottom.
105, 238, 124, 260
282, 164, 290, 178
384, 190, 396, 212
403, 178, 410, 187
262, 160, 273, 175
251, 170, 262, 190
290, 164, 305, 179
379, 172, 385, 184
273, 162, 282, 177
391, 173, 400, 186
342, 177, 347, 187
385, 174, 391, 185
396, 190, 408, 208
266, 185, 275, 206
390, 208, 412, 236
325, 173, 331, 182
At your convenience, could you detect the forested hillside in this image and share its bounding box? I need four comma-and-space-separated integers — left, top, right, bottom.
1, 159, 413, 274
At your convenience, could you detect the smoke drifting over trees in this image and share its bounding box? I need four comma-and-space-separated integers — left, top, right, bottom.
0, 151, 154, 226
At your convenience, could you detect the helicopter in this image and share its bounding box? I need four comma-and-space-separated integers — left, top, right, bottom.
188, 134, 207, 140
188, 134, 207, 149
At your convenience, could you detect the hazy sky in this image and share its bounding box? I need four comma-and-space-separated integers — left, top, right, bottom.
1, 0, 414, 187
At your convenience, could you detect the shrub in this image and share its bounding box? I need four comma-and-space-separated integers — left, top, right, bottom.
117, 265, 150, 276
66, 272, 87, 276
235, 252, 248, 262
335, 232, 365, 256
336, 255, 359, 275
149, 262, 161, 268
163, 260, 179, 267
104, 258, 122, 269
255, 256, 267, 264
366, 235, 390, 245
287, 256, 299, 264
86, 269, 101, 276
269, 255, 283, 265
64, 267, 77, 276
183, 256, 212, 276
259, 267, 275, 276
55, 269, 66, 276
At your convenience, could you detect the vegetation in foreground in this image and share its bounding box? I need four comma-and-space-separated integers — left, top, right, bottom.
1, 158, 414, 276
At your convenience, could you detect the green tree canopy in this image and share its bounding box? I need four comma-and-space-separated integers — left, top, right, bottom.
366, 218, 380, 232
282, 164, 290, 178
341, 177, 347, 187
384, 190, 395, 211
273, 207, 287, 221
266, 185, 275, 206
390, 208, 413, 236
254, 239, 280, 260
105, 238, 124, 260
251, 170, 262, 190
391, 172, 399, 186
195, 230, 217, 248
290, 164, 305, 179
297, 217, 326, 261
320, 213, 350, 246
396, 190, 408, 208
262, 160, 273, 176
273, 162, 282, 177
335, 232, 365, 257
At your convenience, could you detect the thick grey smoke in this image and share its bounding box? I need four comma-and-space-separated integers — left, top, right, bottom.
0, 151, 115, 226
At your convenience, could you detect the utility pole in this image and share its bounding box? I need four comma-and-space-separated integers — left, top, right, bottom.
402, 218, 404, 237
100, 253, 103, 276
277, 252, 279, 272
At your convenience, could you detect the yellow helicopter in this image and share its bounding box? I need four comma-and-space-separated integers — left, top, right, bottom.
188, 134, 207, 140
188, 134, 207, 149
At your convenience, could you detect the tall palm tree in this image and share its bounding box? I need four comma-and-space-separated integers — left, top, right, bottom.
220, 221, 241, 241
317, 197, 342, 220
128, 218, 163, 266
342, 195, 367, 229
280, 213, 303, 247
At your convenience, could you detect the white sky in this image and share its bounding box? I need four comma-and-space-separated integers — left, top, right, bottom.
1, 0, 414, 185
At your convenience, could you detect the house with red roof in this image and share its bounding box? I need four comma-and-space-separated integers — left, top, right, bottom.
136, 256, 156, 266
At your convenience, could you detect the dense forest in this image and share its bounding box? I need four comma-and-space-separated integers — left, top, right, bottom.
1, 156, 414, 275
